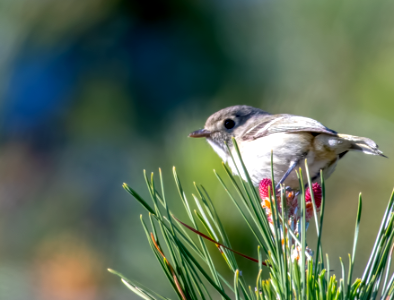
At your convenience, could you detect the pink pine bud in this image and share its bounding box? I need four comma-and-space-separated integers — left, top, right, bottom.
305, 182, 322, 208
259, 178, 273, 199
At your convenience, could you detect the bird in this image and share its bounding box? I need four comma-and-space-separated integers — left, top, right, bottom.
189, 105, 386, 190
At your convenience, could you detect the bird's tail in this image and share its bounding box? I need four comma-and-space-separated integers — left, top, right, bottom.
337, 133, 387, 158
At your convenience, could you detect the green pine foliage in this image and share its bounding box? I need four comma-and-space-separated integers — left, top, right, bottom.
109, 138, 394, 300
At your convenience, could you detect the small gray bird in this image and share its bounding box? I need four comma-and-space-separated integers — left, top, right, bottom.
189, 105, 386, 189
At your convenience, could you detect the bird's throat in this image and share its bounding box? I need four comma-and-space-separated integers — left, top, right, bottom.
206, 138, 230, 163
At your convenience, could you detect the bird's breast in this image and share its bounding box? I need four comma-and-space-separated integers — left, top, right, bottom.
229, 133, 335, 189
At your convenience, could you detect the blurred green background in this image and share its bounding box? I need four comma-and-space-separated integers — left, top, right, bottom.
0, 0, 393, 299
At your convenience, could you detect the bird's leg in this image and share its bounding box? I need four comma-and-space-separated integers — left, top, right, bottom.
275, 160, 298, 190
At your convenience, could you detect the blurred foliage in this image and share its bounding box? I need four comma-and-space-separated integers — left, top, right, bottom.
0, 0, 393, 299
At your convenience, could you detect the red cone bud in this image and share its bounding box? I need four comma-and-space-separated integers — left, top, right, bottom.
305, 182, 322, 208
259, 178, 272, 199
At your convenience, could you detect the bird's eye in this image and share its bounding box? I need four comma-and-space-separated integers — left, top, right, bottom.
224, 119, 235, 129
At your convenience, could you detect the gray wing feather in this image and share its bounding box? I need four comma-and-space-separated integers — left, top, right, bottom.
242, 114, 337, 140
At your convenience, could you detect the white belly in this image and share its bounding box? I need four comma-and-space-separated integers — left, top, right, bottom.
226, 133, 333, 189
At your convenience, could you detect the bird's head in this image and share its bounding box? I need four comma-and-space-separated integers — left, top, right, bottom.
189, 105, 269, 151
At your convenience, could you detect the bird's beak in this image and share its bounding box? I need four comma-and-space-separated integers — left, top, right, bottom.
189, 129, 211, 138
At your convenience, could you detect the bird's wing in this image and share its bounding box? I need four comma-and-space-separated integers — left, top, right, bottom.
241, 114, 337, 141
